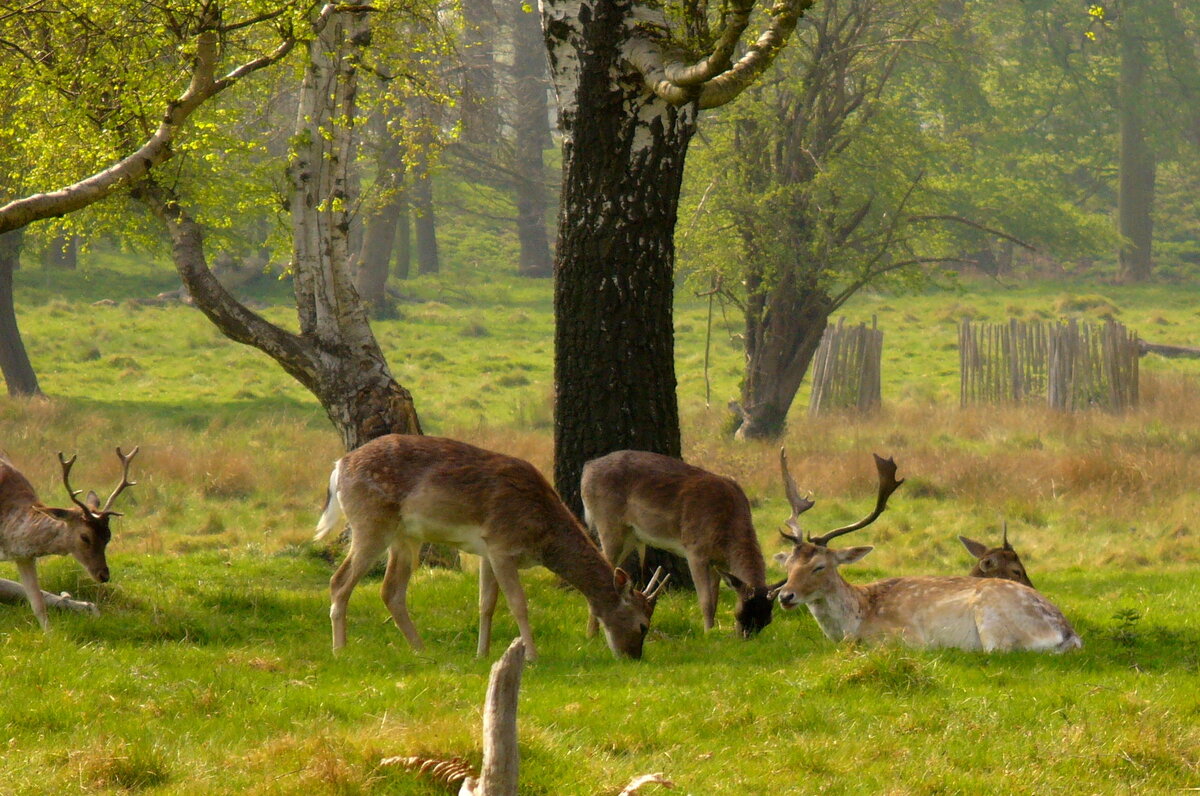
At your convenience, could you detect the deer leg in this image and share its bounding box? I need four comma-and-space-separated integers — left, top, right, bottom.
687, 555, 718, 631
477, 557, 500, 657
487, 554, 537, 661
15, 559, 49, 632
381, 538, 424, 651
329, 532, 389, 652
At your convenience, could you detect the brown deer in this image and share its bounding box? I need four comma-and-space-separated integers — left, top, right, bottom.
960, 522, 1033, 587
0, 448, 138, 630
772, 453, 1081, 652
313, 435, 668, 660
580, 450, 775, 638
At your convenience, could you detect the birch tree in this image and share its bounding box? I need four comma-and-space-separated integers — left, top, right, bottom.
542, 0, 817, 532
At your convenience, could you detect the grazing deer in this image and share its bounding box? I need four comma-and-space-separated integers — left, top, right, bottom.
0, 448, 138, 630
772, 453, 1081, 652
580, 450, 774, 638
313, 435, 668, 660
960, 522, 1033, 587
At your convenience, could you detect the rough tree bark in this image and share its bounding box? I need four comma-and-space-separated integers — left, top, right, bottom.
542, 0, 814, 585
0, 230, 42, 397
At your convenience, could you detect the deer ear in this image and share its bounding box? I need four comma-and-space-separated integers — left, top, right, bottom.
720, 571, 747, 592
959, 536, 988, 559
84, 491, 101, 511
613, 568, 633, 596
835, 546, 873, 565
35, 506, 76, 522
773, 551, 789, 565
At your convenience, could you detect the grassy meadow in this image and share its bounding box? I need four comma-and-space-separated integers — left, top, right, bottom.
2, 251, 1199, 794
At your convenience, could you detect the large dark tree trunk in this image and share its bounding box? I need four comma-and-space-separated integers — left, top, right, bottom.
1117, 8, 1156, 283
510, 4, 554, 278
736, 268, 833, 440
0, 230, 42, 397
546, 6, 697, 588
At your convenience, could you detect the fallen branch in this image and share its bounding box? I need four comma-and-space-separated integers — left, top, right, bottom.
0, 579, 99, 615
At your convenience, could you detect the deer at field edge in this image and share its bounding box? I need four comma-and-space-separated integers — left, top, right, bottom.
581, 450, 775, 638
314, 435, 668, 661
0, 447, 138, 630
772, 452, 1081, 653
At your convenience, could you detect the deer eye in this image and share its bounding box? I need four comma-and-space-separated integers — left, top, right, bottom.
811, 564, 825, 573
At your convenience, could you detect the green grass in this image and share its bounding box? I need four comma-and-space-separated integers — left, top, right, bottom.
2, 249, 1200, 793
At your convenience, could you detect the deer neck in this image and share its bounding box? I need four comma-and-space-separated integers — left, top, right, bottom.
806, 575, 868, 642
2, 506, 71, 559
540, 524, 625, 617
725, 534, 767, 588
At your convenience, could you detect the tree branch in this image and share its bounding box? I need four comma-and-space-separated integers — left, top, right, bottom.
0, 13, 306, 235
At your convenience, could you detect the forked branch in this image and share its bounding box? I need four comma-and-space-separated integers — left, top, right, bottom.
627, 0, 817, 111
808, 454, 903, 547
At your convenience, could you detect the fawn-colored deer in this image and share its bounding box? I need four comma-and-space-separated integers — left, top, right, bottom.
772, 452, 1080, 652
0, 448, 138, 630
314, 435, 668, 660
960, 522, 1033, 587
581, 450, 774, 638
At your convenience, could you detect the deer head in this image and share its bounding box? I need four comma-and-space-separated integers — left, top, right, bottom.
599, 567, 669, 659
722, 572, 773, 638
771, 452, 903, 610
39, 447, 139, 583
960, 521, 1032, 588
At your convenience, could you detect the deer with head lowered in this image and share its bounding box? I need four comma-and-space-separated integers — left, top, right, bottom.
581, 450, 774, 638
313, 435, 668, 661
960, 521, 1033, 588
0, 448, 138, 630
772, 451, 1081, 652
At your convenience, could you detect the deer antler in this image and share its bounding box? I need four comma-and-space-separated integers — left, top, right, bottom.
56, 452, 95, 516
779, 448, 815, 543
643, 566, 671, 602
1001, 518, 1011, 550
808, 454, 904, 547
100, 446, 139, 515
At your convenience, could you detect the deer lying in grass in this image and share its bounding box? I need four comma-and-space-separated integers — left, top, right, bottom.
314, 435, 668, 660
960, 522, 1033, 587
772, 453, 1081, 653
0, 448, 138, 630
581, 450, 774, 638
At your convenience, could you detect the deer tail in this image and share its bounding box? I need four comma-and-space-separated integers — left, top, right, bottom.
313, 460, 344, 542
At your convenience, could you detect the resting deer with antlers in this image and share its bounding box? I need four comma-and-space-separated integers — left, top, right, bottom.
581, 450, 774, 638
772, 452, 1081, 652
0, 448, 138, 630
314, 435, 668, 661
960, 522, 1033, 588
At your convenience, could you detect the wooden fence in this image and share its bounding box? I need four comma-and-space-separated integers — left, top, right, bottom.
809, 317, 883, 415
960, 318, 1139, 411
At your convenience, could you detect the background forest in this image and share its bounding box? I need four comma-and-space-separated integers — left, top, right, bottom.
1, 0, 1199, 793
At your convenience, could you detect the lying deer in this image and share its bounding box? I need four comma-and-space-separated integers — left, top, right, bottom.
314, 435, 668, 660
581, 450, 774, 638
960, 522, 1033, 587
0, 448, 138, 630
772, 453, 1081, 653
